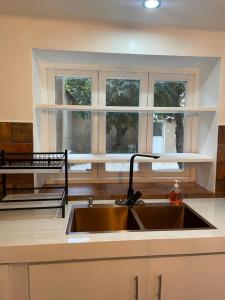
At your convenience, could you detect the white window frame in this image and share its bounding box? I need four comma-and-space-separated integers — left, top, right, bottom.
46, 69, 99, 179
36, 65, 198, 183
147, 73, 196, 179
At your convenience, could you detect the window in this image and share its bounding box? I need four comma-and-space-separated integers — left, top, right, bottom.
149, 74, 194, 174
105, 78, 139, 155
55, 76, 92, 154
37, 68, 196, 182
99, 72, 148, 175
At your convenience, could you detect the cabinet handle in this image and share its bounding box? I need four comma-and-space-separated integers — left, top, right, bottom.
157, 275, 162, 300
135, 276, 139, 300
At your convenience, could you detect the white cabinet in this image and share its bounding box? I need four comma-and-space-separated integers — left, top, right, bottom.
28, 254, 225, 300
147, 254, 225, 300
29, 258, 147, 300
0, 265, 10, 300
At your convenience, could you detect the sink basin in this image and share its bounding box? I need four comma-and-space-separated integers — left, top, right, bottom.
67, 205, 141, 233
133, 204, 215, 230
67, 203, 215, 234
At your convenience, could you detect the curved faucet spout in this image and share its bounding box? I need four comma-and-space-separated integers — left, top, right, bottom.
127, 153, 159, 206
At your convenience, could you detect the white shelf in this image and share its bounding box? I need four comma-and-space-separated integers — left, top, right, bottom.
2, 193, 63, 201
68, 153, 214, 164
35, 104, 216, 114
0, 168, 64, 174
0, 200, 62, 210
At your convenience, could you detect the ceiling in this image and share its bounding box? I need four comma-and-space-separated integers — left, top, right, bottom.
1, 0, 225, 31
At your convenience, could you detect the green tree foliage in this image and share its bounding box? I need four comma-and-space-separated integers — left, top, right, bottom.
65, 78, 91, 105
65, 78, 91, 119
154, 81, 185, 108
106, 79, 139, 151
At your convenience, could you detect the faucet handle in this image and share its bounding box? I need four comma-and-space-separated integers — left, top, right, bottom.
115, 199, 127, 205
88, 197, 93, 207
127, 190, 143, 206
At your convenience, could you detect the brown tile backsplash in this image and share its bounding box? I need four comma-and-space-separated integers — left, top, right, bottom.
11, 123, 33, 143
0, 123, 12, 143
216, 162, 225, 180
216, 126, 225, 196
216, 144, 225, 162
218, 126, 225, 144
0, 122, 34, 191
216, 126, 225, 181
215, 181, 225, 197
0, 143, 33, 153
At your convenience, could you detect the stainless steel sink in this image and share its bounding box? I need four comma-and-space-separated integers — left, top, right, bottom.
133, 203, 215, 230
67, 205, 141, 233
66, 203, 215, 234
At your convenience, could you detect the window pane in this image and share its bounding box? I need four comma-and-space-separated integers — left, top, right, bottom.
153, 81, 186, 172
56, 111, 91, 154
153, 80, 186, 154
55, 76, 92, 105
69, 163, 92, 172
106, 79, 140, 106
152, 162, 184, 172
153, 113, 184, 154
105, 78, 140, 173
152, 114, 184, 171
153, 121, 163, 136
154, 81, 187, 107
106, 112, 138, 154
105, 163, 138, 172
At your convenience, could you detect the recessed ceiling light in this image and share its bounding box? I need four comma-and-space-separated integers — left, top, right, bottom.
143, 0, 161, 9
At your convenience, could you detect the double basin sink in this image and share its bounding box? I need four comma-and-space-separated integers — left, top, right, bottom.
66, 202, 216, 234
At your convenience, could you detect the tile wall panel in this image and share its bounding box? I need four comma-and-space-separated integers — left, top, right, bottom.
216, 125, 225, 196
0, 122, 34, 191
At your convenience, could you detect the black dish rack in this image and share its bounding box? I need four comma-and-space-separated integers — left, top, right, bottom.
0, 150, 68, 218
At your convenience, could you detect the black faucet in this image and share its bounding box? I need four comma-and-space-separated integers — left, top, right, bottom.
127, 153, 160, 205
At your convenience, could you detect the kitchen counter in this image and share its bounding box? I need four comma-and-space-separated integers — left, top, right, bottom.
1, 198, 225, 264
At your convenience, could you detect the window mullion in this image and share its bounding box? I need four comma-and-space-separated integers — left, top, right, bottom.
98, 72, 107, 154
146, 113, 154, 153
137, 73, 148, 178
147, 74, 154, 154
138, 73, 148, 153
91, 112, 99, 154
91, 71, 99, 154
97, 113, 106, 154
47, 69, 57, 151
138, 113, 148, 152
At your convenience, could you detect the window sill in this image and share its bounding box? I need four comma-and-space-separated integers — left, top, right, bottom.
35, 104, 217, 113
68, 153, 214, 164
62, 182, 215, 200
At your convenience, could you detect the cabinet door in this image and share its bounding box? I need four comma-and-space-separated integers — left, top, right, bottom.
29, 258, 147, 300
147, 254, 225, 300
0, 265, 10, 300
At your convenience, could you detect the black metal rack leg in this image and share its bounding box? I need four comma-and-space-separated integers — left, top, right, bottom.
2, 174, 6, 197
62, 206, 65, 218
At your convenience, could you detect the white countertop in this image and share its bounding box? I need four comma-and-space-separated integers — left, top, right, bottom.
1, 198, 225, 264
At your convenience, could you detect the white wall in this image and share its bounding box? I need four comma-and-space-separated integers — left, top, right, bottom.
1, 15, 225, 123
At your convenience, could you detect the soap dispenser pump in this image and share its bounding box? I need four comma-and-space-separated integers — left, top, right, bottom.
169, 180, 183, 206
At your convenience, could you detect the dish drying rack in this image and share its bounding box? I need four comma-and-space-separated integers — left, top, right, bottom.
0, 150, 68, 218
